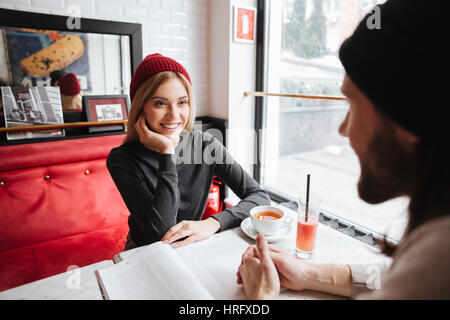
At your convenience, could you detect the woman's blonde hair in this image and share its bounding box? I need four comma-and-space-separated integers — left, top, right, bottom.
124, 71, 196, 144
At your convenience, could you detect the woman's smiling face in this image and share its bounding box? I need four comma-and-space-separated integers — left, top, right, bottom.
142, 77, 190, 139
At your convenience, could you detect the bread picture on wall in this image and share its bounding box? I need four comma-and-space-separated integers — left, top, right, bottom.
19, 35, 85, 78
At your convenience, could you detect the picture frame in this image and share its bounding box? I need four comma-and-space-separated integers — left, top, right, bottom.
83, 95, 130, 133
233, 5, 257, 44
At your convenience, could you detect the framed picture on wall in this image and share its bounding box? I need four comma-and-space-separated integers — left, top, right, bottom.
83, 95, 129, 133
233, 5, 257, 43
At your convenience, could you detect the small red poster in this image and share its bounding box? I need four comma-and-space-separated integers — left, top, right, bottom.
234, 6, 256, 43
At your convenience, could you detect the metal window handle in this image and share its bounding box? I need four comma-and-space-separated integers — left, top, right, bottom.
244, 91, 347, 101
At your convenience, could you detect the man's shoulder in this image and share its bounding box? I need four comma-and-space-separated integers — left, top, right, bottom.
394, 215, 450, 270
372, 215, 450, 299
404, 215, 450, 246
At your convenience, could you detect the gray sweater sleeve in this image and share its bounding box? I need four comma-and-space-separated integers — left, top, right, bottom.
107, 150, 180, 241
207, 135, 271, 230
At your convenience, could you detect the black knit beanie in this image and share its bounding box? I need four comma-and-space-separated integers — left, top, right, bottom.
339, 0, 449, 144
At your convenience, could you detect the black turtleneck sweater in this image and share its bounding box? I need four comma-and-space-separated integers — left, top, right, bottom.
106, 130, 270, 247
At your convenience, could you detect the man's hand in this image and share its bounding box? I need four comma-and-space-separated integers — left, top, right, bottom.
161, 218, 221, 248
238, 243, 353, 297
266, 246, 311, 291
237, 234, 280, 300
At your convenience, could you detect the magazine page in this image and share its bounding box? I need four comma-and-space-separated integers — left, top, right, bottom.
97, 241, 214, 300
1, 86, 64, 140
175, 229, 251, 300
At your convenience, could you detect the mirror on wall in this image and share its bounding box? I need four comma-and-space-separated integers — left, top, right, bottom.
0, 27, 131, 96
0, 8, 142, 144
0, 8, 141, 96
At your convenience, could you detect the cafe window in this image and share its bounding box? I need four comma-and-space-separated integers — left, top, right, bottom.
256, 0, 407, 242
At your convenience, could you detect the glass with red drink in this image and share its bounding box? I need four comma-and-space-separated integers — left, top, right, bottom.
296, 195, 321, 259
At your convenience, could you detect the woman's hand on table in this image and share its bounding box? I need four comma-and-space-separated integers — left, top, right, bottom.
161, 218, 221, 248
236, 234, 280, 300
135, 114, 180, 154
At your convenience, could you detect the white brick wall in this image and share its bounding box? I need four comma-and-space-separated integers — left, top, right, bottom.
0, 0, 210, 116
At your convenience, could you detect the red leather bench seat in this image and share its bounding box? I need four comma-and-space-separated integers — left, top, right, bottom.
0, 134, 130, 292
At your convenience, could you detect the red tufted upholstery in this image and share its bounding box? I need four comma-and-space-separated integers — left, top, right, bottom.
0, 134, 130, 292
0, 133, 222, 292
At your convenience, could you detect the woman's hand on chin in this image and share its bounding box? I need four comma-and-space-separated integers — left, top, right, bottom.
135, 114, 180, 154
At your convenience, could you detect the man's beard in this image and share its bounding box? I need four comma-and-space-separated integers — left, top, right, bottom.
357, 126, 414, 204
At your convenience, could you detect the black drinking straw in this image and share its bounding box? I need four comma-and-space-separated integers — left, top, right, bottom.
305, 174, 310, 222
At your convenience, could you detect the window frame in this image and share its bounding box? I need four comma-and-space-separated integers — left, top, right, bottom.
253, 0, 399, 247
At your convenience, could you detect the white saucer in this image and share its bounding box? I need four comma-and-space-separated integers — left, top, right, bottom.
240, 217, 293, 243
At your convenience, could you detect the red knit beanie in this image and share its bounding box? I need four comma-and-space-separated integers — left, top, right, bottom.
58, 72, 81, 96
129, 53, 191, 102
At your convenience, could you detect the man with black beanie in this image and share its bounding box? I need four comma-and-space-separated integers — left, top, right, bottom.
237, 0, 450, 299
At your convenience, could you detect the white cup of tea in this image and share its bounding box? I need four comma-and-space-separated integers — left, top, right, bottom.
249, 206, 293, 236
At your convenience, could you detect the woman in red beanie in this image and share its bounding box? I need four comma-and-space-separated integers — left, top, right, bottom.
107, 53, 270, 250
57, 72, 82, 111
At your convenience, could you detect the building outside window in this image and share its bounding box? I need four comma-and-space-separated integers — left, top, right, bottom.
257, 0, 407, 242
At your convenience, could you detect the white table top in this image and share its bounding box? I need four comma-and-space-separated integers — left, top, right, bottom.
0, 260, 113, 300
114, 204, 389, 300
0, 205, 389, 300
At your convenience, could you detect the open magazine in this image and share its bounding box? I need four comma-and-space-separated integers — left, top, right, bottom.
1, 86, 64, 140
95, 229, 252, 300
